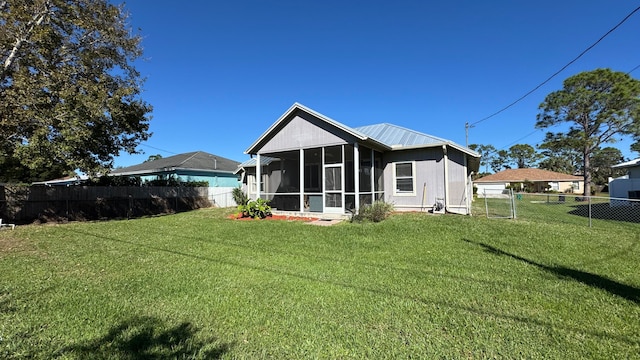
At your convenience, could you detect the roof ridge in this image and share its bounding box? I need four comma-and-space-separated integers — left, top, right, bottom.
178, 151, 201, 167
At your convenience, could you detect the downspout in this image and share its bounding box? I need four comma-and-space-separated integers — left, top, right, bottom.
442, 145, 449, 213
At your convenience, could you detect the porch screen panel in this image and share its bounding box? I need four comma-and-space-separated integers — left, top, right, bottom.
359, 146, 372, 192
374, 151, 384, 191
304, 148, 322, 192
325, 167, 342, 191
325, 166, 342, 208
345, 145, 355, 193
325, 146, 342, 164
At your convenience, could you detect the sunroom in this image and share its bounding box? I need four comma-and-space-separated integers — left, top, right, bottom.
238, 103, 480, 216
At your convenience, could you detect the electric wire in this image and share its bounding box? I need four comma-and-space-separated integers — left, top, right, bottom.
139, 143, 179, 155
470, 5, 640, 127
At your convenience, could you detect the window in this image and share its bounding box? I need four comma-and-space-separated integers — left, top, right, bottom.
394, 162, 415, 195
550, 182, 559, 191
249, 173, 267, 193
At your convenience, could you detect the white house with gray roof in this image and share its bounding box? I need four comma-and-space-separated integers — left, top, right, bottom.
237, 103, 480, 215
609, 158, 640, 201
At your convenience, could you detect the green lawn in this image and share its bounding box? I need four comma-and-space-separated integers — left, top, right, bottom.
1, 208, 639, 359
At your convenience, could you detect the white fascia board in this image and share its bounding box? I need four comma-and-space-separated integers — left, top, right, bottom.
390, 142, 480, 158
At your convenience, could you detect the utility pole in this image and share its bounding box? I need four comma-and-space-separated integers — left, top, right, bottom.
465, 122, 474, 147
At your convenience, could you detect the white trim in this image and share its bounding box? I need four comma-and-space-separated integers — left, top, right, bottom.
299, 149, 305, 212
393, 161, 416, 196
256, 154, 261, 199
354, 143, 360, 211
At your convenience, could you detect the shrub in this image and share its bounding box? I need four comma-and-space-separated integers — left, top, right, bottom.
351, 201, 394, 223
232, 187, 249, 206
237, 198, 272, 219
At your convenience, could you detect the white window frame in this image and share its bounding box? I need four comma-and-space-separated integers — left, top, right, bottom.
248, 174, 257, 193
393, 161, 416, 196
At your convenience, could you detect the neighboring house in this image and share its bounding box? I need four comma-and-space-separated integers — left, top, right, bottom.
111, 151, 241, 207
111, 151, 240, 186
609, 158, 640, 200
32, 175, 89, 186
474, 168, 583, 197
236, 103, 480, 215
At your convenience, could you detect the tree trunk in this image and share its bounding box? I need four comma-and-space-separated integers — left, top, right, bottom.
2, 1, 51, 75
583, 146, 591, 197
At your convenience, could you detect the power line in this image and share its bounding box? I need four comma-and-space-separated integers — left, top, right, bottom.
628, 63, 640, 74
470, 5, 640, 128
497, 129, 544, 151
139, 143, 178, 155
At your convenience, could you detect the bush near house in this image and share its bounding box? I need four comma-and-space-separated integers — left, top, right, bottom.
232, 187, 249, 206
351, 201, 394, 222
237, 198, 272, 219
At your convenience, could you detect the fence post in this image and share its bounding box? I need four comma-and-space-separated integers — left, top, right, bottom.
587, 196, 591, 227
483, 191, 488, 217
511, 190, 517, 219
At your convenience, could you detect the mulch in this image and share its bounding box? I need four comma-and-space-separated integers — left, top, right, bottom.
227, 214, 319, 222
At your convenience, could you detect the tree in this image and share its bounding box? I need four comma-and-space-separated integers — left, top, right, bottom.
490, 150, 510, 173
0, 0, 152, 181
536, 69, 640, 196
507, 144, 541, 168
144, 154, 163, 163
537, 131, 582, 174
590, 147, 625, 185
468, 143, 496, 174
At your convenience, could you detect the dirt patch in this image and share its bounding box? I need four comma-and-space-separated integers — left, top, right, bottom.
228, 214, 319, 222
0, 231, 31, 256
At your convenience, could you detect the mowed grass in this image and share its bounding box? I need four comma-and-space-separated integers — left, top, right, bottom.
1, 208, 639, 359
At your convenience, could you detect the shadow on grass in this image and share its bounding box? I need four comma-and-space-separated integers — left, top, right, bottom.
463, 238, 640, 304
64, 227, 640, 345
568, 202, 640, 223
56, 316, 232, 359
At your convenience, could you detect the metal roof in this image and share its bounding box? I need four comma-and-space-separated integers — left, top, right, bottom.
612, 158, 640, 169
237, 156, 278, 168
355, 123, 451, 148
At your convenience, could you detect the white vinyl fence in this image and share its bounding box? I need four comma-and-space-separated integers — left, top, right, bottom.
208, 187, 238, 208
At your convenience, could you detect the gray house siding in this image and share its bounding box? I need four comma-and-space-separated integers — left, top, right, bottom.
260, 112, 357, 153
446, 149, 470, 213
383, 148, 445, 211
383, 147, 470, 213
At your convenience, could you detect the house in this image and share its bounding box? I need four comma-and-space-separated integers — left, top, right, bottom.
111, 151, 241, 187
609, 158, 640, 200
32, 174, 89, 186
237, 103, 480, 216
474, 168, 583, 197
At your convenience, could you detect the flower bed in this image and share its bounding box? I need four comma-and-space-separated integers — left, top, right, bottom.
228, 214, 318, 222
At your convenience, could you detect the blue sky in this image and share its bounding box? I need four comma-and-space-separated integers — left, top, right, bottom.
113, 0, 640, 168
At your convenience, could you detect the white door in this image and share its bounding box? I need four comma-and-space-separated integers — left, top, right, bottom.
324, 164, 343, 214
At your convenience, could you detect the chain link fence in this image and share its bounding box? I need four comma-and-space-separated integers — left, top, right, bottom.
476, 191, 640, 227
